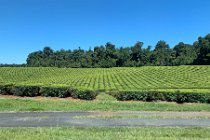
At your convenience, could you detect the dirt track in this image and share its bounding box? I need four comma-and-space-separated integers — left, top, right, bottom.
1, 111, 210, 127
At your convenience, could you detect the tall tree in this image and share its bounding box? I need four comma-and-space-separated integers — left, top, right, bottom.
116, 47, 131, 67
151, 41, 172, 66
194, 34, 210, 64
25, 34, 210, 68
131, 41, 143, 66
173, 42, 197, 65
92, 46, 106, 67
27, 51, 43, 66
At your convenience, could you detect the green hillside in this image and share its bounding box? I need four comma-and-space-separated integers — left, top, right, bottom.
0, 66, 210, 92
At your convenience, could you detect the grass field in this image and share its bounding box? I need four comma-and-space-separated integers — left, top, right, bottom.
1, 127, 210, 140
1, 94, 210, 112
0, 66, 210, 91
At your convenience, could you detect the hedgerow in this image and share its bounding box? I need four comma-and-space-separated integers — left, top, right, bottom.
71, 90, 98, 100
0, 84, 15, 95
14, 85, 40, 97
39, 87, 70, 98
109, 91, 210, 103
0, 84, 210, 103
0, 84, 98, 100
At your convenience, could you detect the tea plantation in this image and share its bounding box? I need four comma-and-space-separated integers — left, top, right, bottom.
0, 66, 210, 103
0, 66, 210, 90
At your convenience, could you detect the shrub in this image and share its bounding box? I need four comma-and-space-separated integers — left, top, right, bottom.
174, 92, 210, 103
71, 90, 98, 100
175, 93, 187, 104
207, 98, 210, 104
0, 84, 15, 95
14, 85, 40, 97
39, 87, 70, 98
110, 91, 165, 102
163, 92, 177, 102
110, 91, 210, 103
0, 84, 98, 100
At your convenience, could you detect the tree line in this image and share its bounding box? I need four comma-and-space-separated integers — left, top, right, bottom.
22, 34, 210, 67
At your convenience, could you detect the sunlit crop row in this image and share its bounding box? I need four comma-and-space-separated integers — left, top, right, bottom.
0, 66, 210, 92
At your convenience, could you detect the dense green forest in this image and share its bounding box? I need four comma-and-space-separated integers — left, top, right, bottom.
3, 34, 210, 68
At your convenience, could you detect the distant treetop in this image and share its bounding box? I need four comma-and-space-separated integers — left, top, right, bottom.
24, 34, 210, 68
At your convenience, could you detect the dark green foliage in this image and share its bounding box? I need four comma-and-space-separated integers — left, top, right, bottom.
175, 93, 187, 104
193, 35, 210, 65
0, 84, 97, 100
71, 90, 98, 100
110, 91, 210, 103
207, 98, 210, 104
0, 34, 209, 67
163, 92, 177, 102
1, 84, 210, 103
173, 42, 197, 65
175, 92, 210, 103
151, 41, 173, 66
14, 85, 40, 97
25, 34, 210, 68
39, 87, 70, 98
111, 91, 165, 102
0, 84, 15, 95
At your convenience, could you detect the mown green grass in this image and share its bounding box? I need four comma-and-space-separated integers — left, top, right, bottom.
1, 66, 210, 91
1, 94, 210, 112
0, 127, 210, 140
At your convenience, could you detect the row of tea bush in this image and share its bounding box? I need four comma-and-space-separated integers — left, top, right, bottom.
0, 84, 97, 100
109, 91, 210, 103
1, 84, 210, 103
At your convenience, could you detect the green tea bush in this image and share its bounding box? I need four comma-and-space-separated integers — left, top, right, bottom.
175, 92, 210, 103
111, 91, 165, 102
39, 87, 70, 98
163, 92, 177, 102
110, 91, 210, 103
14, 85, 40, 97
71, 90, 98, 100
1, 66, 210, 91
0, 84, 15, 95
0, 84, 98, 100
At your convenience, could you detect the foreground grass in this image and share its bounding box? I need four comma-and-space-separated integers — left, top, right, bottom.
0, 127, 210, 140
0, 94, 210, 112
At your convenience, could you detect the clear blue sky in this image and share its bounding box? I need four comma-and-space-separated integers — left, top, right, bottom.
1, 0, 210, 64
